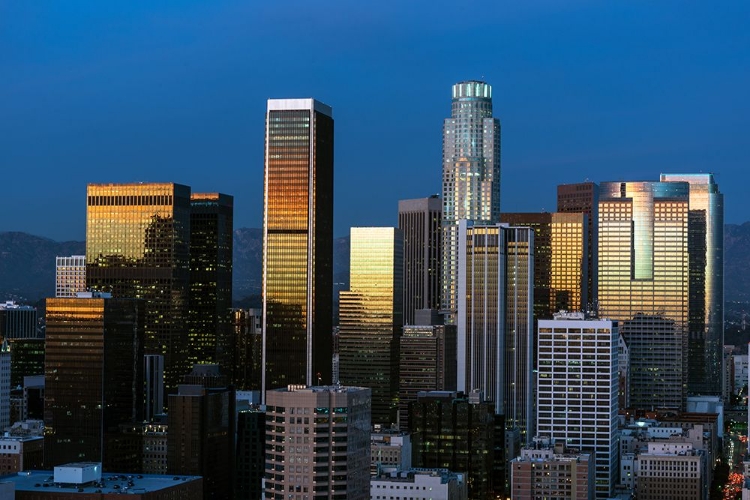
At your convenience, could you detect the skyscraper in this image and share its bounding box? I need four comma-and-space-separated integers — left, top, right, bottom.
44, 293, 145, 468
262, 98, 334, 394
660, 173, 724, 396
339, 227, 403, 426
537, 313, 619, 499
188, 192, 234, 377
398, 196, 442, 325
557, 182, 599, 307
86, 183, 191, 390
598, 180, 689, 408
441, 81, 501, 324
457, 222, 534, 441
55, 255, 86, 297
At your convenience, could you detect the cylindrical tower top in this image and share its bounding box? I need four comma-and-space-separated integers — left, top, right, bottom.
452, 80, 492, 100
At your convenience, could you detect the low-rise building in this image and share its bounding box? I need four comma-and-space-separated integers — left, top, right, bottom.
371, 427, 411, 474
371, 468, 467, 500
509, 440, 594, 500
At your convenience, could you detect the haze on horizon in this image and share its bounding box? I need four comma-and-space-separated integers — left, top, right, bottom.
2, 0, 748, 241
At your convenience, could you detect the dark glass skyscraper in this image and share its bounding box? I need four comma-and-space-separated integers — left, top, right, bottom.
262, 99, 334, 394
441, 81, 501, 324
189, 192, 234, 378
86, 183, 191, 390
44, 294, 145, 468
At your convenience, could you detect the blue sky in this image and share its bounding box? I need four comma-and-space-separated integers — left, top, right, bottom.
2, 1, 748, 240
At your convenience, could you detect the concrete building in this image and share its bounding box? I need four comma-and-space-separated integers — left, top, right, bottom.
55, 255, 86, 297
0, 435, 43, 473
441, 80, 501, 325
371, 468, 468, 500
734, 354, 749, 394
264, 385, 371, 500
398, 196, 442, 325
537, 313, 619, 498
510, 440, 594, 500
371, 428, 412, 474
635, 442, 707, 500
262, 98, 334, 393
141, 422, 167, 475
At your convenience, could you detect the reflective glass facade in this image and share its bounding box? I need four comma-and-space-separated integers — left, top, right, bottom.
398, 196, 442, 325
660, 173, 724, 396
457, 222, 534, 441
262, 99, 334, 393
44, 296, 145, 468
441, 81, 501, 323
339, 227, 403, 426
86, 183, 191, 390
188, 193, 233, 378
598, 181, 689, 408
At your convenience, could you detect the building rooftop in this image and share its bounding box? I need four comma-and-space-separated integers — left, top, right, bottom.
1, 470, 201, 494
373, 468, 463, 485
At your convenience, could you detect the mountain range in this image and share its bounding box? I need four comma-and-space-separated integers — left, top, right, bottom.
2, 224, 750, 305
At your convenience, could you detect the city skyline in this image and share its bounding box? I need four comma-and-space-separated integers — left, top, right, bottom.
2, 2, 749, 241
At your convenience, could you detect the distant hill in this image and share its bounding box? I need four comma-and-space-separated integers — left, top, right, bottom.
2, 223, 748, 305
0, 228, 350, 304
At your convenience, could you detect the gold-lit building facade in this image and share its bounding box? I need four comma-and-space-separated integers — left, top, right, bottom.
86, 183, 191, 391
188, 192, 233, 378
44, 295, 145, 468
457, 222, 534, 441
501, 212, 588, 318
660, 173, 724, 396
441, 81, 501, 324
262, 99, 334, 394
598, 181, 689, 409
339, 227, 403, 426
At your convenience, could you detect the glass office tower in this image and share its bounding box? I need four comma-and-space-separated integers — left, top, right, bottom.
660, 173, 724, 396
262, 99, 334, 394
441, 81, 501, 324
86, 183, 191, 391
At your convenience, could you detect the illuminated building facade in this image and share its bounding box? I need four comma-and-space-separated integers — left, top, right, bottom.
55, 255, 87, 297
398, 196, 442, 325
441, 81, 501, 324
86, 183, 191, 390
188, 192, 233, 378
457, 222, 534, 441
339, 227, 403, 425
537, 314, 619, 498
660, 173, 724, 397
557, 182, 599, 308
262, 98, 334, 394
44, 294, 145, 468
598, 180, 689, 408
501, 212, 588, 318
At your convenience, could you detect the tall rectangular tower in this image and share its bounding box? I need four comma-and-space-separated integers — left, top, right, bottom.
660, 173, 724, 396
441, 81, 501, 324
398, 196, 442, 325
188, 193, 234, 378
44, 293, 145, 468
339, 227, 403, 426
86, 183, 191, 390
262, 99, 334, 394
55, 255, 86, 297
457, 222, 534, 442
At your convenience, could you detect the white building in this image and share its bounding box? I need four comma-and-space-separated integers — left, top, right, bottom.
537, 313, 619, 499
371, 468, 467, 500
55, 255, 86, 298
734, 354, 749, 394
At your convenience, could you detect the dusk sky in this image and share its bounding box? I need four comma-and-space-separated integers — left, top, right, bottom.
2, 1, 748, 241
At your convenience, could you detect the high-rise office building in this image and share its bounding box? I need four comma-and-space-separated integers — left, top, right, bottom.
501, 212, 588, 317
0, 302, 38, 340
660, 173, 724, 397
1, 302, 43, 389
86, 183, 191, 390
188, 192, 234, 377
457, 222, 534, 441
557, 182, 599, 308
398, 323, 457, 429
398, 196, 442, 325
0, 340, 10, 430
537, 313, 619, 499
441, 81, 501, 324
144, 354, 164, 421
264, 385, 371, 500
235, 404, 265, 500
55, 255, 87, 297
598, 180, 689, 408
262, 98, 334, 394
339, 227, 403, 426
44, 293, 145, 468
233, 308, 262, 392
